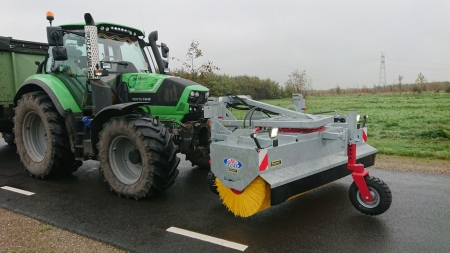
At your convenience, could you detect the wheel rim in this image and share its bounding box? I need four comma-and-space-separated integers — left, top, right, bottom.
23, 111, 48, 162
356, 186, 380, 208
109, 135, 142, 185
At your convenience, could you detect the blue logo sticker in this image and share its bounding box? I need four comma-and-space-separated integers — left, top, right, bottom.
223, 158, 243, 169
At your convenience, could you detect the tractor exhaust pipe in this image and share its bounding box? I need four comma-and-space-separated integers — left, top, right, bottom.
84, 13, 112, 113
148, 31, 166, 74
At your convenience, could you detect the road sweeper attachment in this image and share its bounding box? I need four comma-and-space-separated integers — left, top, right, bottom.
205, 94, 392, 217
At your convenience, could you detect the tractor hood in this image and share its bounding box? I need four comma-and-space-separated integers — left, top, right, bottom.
121, 73, 208, 106
122, 73, 171, 93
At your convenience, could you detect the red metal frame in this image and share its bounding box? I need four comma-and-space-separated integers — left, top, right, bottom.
347, 144, 373, 202
231, 188, 244, 195
279, 126, 326, 133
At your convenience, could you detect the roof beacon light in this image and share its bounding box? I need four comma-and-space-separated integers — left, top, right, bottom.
46, 11, 54, 26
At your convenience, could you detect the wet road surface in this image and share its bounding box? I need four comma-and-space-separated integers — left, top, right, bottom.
1, 139, 450, 252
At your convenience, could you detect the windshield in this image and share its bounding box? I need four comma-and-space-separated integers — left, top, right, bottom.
97, 32, 149, 73
46, 32, 150, 74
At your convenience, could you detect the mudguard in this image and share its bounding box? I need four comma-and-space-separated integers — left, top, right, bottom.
14, 75, 82, 116
90, 102, 150, 155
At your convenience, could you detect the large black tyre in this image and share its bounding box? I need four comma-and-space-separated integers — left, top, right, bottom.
97, 115, 180, 199
349, 176, 392, 216
14, 92, 81, 178
2, 132, 15, 146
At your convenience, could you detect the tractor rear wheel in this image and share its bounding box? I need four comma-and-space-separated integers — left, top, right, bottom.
14, 92, 81, 178
97, 115, 180, 199
349, 176, 392, 216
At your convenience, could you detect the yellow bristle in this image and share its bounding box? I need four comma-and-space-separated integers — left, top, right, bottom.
216, 176, 271, 217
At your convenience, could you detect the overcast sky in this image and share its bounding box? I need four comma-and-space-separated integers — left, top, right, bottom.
3, 0, 450, 89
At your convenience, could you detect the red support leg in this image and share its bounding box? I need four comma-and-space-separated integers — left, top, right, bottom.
347, 144, 372, 202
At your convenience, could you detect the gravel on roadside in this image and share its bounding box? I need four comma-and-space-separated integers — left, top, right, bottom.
375, 154, 450, 175
0, 208, 126, 253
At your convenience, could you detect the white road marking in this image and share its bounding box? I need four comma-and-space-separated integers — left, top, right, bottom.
1, 186, 35, 196
167, 226, 248, 251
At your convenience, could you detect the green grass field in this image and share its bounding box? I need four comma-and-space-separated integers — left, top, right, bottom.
232, 92, 450, 160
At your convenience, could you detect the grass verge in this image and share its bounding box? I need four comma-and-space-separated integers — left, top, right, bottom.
258, 92, 450, 160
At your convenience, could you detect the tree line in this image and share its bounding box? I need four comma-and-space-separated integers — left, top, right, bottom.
170, 41, 450, 98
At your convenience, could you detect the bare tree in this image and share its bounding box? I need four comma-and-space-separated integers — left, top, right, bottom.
397, 75, 404, 93
413, 72, 427, 94
284, 69, 313, 97
171, 40, 219, 83
336, 84, 342, 95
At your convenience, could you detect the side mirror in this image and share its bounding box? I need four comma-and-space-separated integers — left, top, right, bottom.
161, 43, 169, 58
52, 47, 68, 61
47, 26, 64, 46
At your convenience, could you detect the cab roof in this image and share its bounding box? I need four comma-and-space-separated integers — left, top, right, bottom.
60, 22, 145, 37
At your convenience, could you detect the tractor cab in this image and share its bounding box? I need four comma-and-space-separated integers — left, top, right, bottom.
45, 23, 152, 110
44, 15, 209, 122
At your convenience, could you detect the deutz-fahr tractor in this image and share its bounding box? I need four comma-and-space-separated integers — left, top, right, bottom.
0, 12, 211, 199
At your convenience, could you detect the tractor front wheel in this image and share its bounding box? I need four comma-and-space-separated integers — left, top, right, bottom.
97, 115, 180, 199
349, 176, 392, 216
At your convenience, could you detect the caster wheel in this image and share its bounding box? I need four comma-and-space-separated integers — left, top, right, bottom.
349, 176, 392, 215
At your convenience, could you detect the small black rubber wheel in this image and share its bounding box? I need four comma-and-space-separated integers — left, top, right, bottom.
207, 170, 218, 195
349, 176, 392, 216
2, 132, 15, 146
98, 115, 180, 199
14, 92, 81, 178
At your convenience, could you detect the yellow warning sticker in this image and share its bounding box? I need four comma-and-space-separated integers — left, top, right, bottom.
270, 159, 282, 168
228, 168, 238, 174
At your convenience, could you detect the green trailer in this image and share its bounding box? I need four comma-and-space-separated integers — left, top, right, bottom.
0, 37, 48, 144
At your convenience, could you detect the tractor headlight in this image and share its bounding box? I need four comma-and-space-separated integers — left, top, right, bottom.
195, 92, 200, 97
205, 91, 210, 98
357, 115, 361, 122
269, 127, 278, 139
190, 91, 195, 97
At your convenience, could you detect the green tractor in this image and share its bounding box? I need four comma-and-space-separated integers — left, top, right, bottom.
2, 12, 211, 199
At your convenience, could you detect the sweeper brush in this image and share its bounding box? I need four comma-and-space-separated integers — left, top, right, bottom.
216, 176, 270, 217
205, 94, 392, 217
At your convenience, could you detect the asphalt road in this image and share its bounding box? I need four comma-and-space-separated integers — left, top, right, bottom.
1, 139, 450, 253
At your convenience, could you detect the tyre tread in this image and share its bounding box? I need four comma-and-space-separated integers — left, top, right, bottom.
349, 175, 392, 216
14, 92, 80, 178
98, 115, 180, 199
